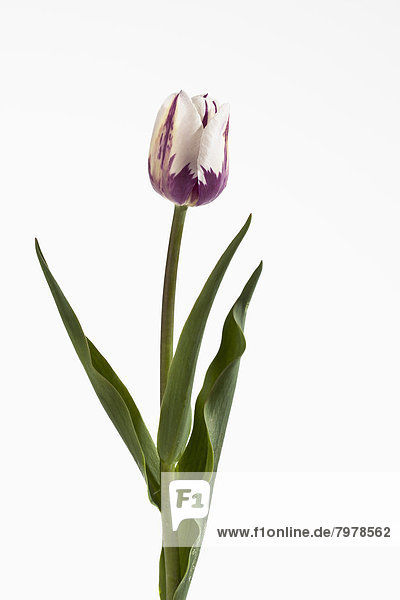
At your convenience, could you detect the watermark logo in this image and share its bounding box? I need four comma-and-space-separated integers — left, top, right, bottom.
169, 479, 211, 531
161, 472, 214, 547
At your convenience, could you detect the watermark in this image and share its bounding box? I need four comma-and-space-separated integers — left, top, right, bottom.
161, 472, 215, 547
216, 525, 392, 540
161, 471, 400, 548
205, 472, 400, 548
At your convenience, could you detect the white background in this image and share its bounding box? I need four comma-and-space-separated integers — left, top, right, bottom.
1, 0, 400, 598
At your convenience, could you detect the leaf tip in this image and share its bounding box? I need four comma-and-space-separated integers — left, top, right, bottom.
252, 260, 263, 284
239, 214, 252, 238
35, 238, 48, 268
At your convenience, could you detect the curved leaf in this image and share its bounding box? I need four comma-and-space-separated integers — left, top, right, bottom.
178, 261, 263, 475
159, 536, 202, 600
157, 215, 252, 466
35, 239, 161, 508
165, 262, 262, 599
173, 545, 201, 600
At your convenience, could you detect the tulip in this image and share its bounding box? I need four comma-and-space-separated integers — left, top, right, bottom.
148, 91, 229, 206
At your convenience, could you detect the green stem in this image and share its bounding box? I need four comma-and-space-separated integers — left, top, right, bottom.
163, 545, 181, 600
160, 205, 187, 404
160, 206, 187, 599
161, 460, 181, 600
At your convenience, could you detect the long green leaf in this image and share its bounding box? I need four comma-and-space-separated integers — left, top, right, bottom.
35, 239, 161, 508
159, 526, 202, 600
166, 262, 262, 600
157, 215, 252, 466
174, 543, 201, 600
178, 261, 263, 475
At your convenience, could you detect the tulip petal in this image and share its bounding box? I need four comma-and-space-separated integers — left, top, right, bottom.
191, 94, 219, 128
168, 91, 203, 175
196, 103, 230, 206
148, 91, 203, 205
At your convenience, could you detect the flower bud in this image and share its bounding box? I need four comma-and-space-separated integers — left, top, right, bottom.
148, 91, 229, 206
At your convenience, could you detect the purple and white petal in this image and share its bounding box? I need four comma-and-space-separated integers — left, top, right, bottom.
148, 92, 179, 198
195, 103, 230, 206
148, 91, 202, 205
168, 91, 202, 176
191, 94, 220, 128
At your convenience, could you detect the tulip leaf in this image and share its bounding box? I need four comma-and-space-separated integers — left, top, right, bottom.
159, 542, 201, 600
178, 261, 263, 475
157, 215, 252, 466
162, 262, 262, 600
35, 239, 161, 508
174, 543, 201, 600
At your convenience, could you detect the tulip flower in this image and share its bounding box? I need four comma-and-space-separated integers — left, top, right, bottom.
148, 91, 229, 206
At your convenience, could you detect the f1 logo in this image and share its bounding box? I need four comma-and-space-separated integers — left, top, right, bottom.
169, 480, 211, 531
